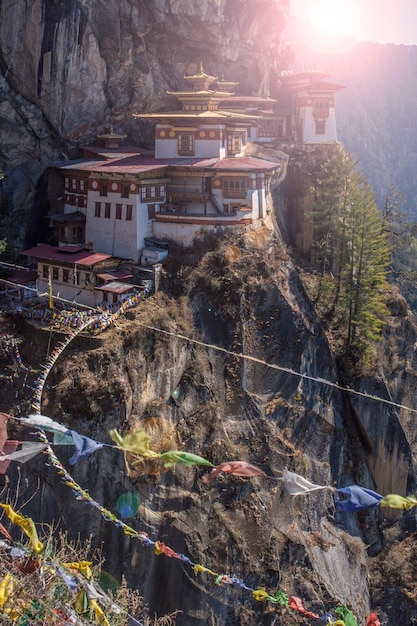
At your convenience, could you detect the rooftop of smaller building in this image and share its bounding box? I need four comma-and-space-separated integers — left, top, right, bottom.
22, 244, 113, 267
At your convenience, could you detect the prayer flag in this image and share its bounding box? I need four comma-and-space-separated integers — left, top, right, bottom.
335, 485, 384, 512
89, 599, 111, 626
335, 604, 358, 626
19, 414, 68, 433
289, 596, 320, 619
0, 413, 10, 453
0, 442, 47, 465
202, 461, 267, 483
379, 494, 417, 510
159, 450, 214, 468
281, 468, 329, 497
0, 573, 15, 607
63, 560, 93, 579
109, 428, 159, 458
0, 503, 43, 553
0, 441, 19, 474
0, 523, 12, 542
66, 430, 104, 465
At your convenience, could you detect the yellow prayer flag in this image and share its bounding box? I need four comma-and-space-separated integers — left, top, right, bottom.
109, 428, 159, 458
0, 573, 14, 608
379, 494, 417, 510
252, 589, 269, 602
63, 560, 93, 580
89, 599, 111, 626
0, 503, 43, 553
193, 564, 217, 577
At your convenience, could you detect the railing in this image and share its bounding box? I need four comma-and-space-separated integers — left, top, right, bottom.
209, 193, 224, 214
166, 188, 210, 203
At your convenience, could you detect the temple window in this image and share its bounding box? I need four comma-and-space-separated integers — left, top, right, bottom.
94, 202, 101, 217
62, 269, 70, 283
315, 120, 326, 135
227, 133, 243, 155
116, 204, 122, 219
313, 100, 330, 117
105, 203, 111, 219
52, 267, 59, 281
100, 181, 108, 197
178, 133, 195, 156
126, 205, 133, 221
42, 265, 49, 279
141, 186, 163, 201
258, 120, 279, 138
73, 227, 83, 243
148, 205, 156, 219
222, 178, 247, 199
121, 183, 130, 198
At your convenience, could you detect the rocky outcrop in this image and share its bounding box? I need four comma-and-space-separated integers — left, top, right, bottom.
4, 227, 416, 624
0, 0, 291, 249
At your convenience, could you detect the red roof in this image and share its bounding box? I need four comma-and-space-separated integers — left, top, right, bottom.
58, 155, 218, 174
2, 270, 37, 285
22, 244, 113, 267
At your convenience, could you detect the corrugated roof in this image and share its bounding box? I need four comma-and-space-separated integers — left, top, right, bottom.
22, 244, 113, 266
290, 81, 344, 92
95, 281, 135, 294
58, 155, 218, 174
213, 156, 281, 171
49, 211, 86, 223
220, 95, 277, 104
2, 270, 38, 285
97, 271, 133, 281
136, 110, 259, 120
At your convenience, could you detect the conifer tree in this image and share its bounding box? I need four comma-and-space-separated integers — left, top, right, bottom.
309, 145, 391, 367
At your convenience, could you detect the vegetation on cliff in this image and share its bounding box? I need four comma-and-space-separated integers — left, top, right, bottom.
283, 144, 391, 375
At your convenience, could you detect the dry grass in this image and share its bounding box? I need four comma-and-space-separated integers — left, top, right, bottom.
0, 522, 177, 625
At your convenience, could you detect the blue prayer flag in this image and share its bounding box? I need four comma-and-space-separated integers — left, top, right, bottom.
335, 485, 383, 512
66, 430, 104, 465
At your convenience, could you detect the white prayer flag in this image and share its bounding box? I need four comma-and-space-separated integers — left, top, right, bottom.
281, 468, 330, 497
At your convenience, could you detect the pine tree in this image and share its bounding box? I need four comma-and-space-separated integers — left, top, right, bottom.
309, 146, 391, 368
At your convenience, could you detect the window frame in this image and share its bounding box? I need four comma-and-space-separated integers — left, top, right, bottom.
177, 133, 195, 156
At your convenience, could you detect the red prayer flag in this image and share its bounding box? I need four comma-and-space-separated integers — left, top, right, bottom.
0, 413, 10, 452
0, 522, 13, 542
0, 440, 20, 474
202, 461, 268, 483
289, 596, 319, 620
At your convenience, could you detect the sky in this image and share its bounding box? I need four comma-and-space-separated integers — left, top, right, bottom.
290, 0, 417, 45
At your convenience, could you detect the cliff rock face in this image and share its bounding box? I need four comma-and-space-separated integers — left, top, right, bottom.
3, 227, 417, 624
0, 0, 291, 248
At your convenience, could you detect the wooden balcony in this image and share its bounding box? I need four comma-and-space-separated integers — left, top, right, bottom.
166, 188, 210, 203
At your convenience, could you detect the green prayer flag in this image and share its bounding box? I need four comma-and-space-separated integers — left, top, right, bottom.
159, 450, 214, 468
335, 605, 358, 626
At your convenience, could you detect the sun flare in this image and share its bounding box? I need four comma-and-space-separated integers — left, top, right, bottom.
306, 0, 356, 37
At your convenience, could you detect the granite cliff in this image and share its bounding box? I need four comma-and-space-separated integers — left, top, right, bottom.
0, 0, 291, 249
2, 225, 417, 624
1, 1, 417, 624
